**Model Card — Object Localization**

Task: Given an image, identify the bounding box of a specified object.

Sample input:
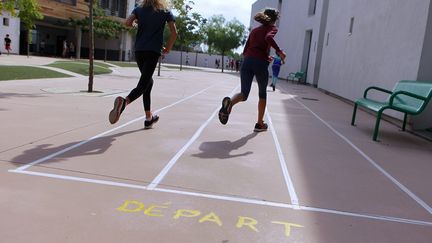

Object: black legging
[126,51,160,111]
[240,57,269,101]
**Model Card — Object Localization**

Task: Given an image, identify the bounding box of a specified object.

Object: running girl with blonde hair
[218,8,286,132]
[109,0,177,129]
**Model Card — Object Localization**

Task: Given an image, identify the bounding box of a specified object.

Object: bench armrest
[389,90,427,105]
[363,86,393,98]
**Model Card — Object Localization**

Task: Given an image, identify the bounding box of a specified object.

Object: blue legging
[240,57,269,100]
[272,66,280,85]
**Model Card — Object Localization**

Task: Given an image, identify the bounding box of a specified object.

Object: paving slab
[1,56,432,242]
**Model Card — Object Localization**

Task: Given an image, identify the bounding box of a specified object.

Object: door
[301,30,313,83]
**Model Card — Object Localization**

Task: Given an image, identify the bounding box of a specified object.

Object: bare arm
[125,14,136,27]
[265,26,286,61]
[163,21,178,54]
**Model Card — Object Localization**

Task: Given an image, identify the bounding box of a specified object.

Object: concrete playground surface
[1,56,432,242]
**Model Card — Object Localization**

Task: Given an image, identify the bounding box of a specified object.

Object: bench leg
[351,104,358,126]
[373,112,383,141]
[402,113,407,131]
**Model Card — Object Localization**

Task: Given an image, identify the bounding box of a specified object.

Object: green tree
[169,0,206,70]
[1,0,43,57]
[204,15,247,72]
[69,3,129,92]
[69,5,127,62]
[0,0,16,12]
[94,17,125,61]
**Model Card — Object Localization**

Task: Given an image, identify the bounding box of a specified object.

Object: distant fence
[162,50,232,69]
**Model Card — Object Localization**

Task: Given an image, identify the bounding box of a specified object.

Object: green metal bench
[287,71,305,84]
[351,80,432,141]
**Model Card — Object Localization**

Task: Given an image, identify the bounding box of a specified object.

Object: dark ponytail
[254,8,279,25]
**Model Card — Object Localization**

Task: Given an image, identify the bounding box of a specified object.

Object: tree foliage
[69,4,129,61]
[17,0,44,32]
[203,15,247,72]
[0,0,43,30]
[1,0,44,57]
[169,0,206,52]
[0,0,19,13]
[69,5,127,40]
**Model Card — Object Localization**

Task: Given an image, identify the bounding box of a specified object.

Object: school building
[0,11,20,55]
[0,0,135,60]
[251,0,432,136]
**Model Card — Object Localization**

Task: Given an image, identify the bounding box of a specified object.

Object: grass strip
[107,61,138,67]
[46,61,112,75]
[0,65,71,81]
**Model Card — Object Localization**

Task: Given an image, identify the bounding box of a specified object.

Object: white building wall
[250,0,432,128]
[250,0,279,29]
[277,0,326,84]
[319,0,430,121]
[0,11,20,55]
[251,0,327,85]
[162,50,225,69]
[412,2,432,129]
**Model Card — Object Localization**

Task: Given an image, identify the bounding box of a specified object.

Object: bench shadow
[10,129,142,167]
[192,132,258,159]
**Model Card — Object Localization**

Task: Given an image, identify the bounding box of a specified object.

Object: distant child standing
[62,40,68,58]
[218,8,286,132]
[108,0,177,129]
[4,34,12,55]
[69,42,75,59]
[270,53,284,91]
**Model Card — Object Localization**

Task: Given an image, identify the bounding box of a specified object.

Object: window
[349,17,355,35]
[100,0,109,8]
[3,18,9,26]
[309,0,317,15]
[55,0,76,6]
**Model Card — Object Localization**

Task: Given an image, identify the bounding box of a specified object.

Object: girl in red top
[218,8,286,132]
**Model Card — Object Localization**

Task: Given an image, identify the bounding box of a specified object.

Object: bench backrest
[391,80,432,113]
[296,72,305,78]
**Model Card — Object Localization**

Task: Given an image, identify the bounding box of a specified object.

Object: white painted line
[300,205,432,227]
[9,169,432,226]
[154,187,295,209]
[12,84,219,172]
[266,110,300,207]
[147,85,240,190]
[156,187,432,226]
[10,170,147,190]
[284,87,432,215]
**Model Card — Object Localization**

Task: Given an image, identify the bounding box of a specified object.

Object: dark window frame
[3,18,10,26]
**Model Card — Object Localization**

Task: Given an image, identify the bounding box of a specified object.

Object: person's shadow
[192,132,258,159]
[10,129,142,167]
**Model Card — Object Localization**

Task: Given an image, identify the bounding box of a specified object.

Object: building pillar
[119,30,124,61]
[75,26,82,59]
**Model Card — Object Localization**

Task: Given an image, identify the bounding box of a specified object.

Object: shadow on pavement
[10,129,142,167]
[0,92,47,99]
[192,132,258,159]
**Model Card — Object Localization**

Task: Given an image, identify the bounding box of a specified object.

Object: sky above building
[192,0,257,28]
